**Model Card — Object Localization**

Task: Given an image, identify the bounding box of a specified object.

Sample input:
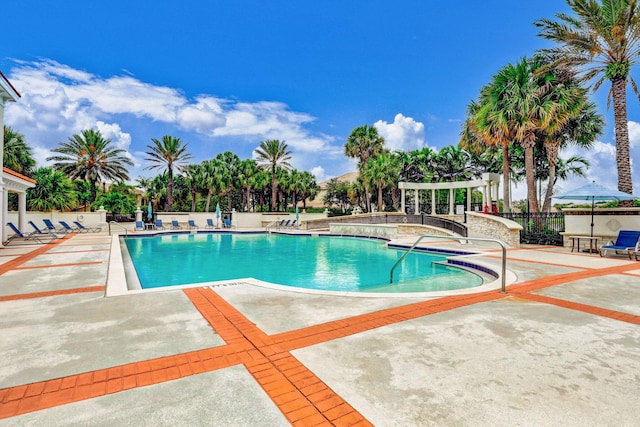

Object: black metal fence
[106,213,136,223]
[498,212,565,246]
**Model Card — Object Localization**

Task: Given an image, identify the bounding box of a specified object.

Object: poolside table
[569,235,599,255]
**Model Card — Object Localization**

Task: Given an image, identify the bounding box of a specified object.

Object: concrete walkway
[0,233,639,426]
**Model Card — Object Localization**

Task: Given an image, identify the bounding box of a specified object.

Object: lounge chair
[29,221,54,235]
[282,219,291,229]
[73,221,102,232]
[43,219,67,234]
[223,218,234,229]
[206,219,216,229]
[288,219,297,229]
[134,221,145,231]
[187,220,198,229]
[599,230,640,259]
[171,220,183,230]
[4,222,56,245]
[59,221,81,233]
[155,219,165,230]
[275,219,286,229]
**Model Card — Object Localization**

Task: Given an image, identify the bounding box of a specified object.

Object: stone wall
[466,212,522,248]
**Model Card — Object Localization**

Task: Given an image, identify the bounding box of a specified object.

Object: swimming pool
[123,233,484,293]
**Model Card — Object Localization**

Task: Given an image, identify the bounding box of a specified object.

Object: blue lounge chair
[155,219,165,230]
[275,219,286,229]
[73,221,101,232]
[288,219,297,229]
[43,219,67,234]
[171,220,183,230]
[4,222,56,245]
[134,221,145,231]
[187,220,198,229]
[599,230,640,259]
[206,218,215,229]
[59,221,80,233]
[29,221,53,235]
[223,218,233,228]
[282,219,291,229]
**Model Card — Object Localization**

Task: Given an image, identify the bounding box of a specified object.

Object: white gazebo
[399,172,500,215]
[1,71,27,245]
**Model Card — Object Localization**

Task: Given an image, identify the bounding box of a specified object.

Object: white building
[1,71,35,246]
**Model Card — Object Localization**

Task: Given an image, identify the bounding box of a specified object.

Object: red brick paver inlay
[1,239,640,425]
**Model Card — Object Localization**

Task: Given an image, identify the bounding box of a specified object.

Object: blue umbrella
[215,203,221,227]
[295,205,299,221]
[554,182,637,237]
[147,201,152,220]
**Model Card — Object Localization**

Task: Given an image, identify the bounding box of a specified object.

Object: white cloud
[310,166,326,182]
[374,113,426,152]
[3,59,339,175]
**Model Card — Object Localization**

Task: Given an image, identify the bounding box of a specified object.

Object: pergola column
[466,187,471,212]
[448,189,454,215]
[18,191,27,230]
[400,188,406,213]
[431,189,436,215]
[414,189,419,215]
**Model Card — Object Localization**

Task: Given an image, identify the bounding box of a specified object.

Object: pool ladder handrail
[389,235,508,294]
[265,220,278,234]
[108,221,128,237]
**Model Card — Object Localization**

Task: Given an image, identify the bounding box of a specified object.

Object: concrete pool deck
[0,232,639,426]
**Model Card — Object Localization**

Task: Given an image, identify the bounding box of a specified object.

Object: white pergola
[399,172,500,215]
[1,71,24,245]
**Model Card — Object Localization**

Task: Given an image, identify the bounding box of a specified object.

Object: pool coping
[106,232,517,298]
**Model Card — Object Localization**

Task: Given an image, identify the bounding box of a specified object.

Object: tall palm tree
[255,139,292,211]
[145,135,192,211]
[236,159,258,211]
[48,129,133,204]
[536,0,640,201]
[4,126,36,176]
[361,153,401,212]
[345,125,386,212]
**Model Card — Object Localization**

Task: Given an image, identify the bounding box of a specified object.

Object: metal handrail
[108,221,128,237]
[389,235,508,293]
[265,220,278,234]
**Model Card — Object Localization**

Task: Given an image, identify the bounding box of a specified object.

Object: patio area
[1,232,639,426]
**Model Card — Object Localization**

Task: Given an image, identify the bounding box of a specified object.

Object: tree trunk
[377,185,383,212]
[612,77,634,206]
[270,167,277,211]
[501,143,511,213]
[205,188,212,212]
[542,141,559,213]
[524,145,539,213]
[167,169,174,212]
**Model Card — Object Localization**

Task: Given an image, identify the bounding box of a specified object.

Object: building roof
[0,71,21,102]
[3,167,36,185]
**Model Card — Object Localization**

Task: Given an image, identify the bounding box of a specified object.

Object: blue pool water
[123,233,483,293]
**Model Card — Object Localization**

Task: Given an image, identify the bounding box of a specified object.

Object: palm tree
[297,171,320,210]
[47,129,133,205]
[345,125,386,212]
[4,126,35,176]
[255,139,292,211]
[145,135,192,211]
[27,167,77,211]
[361,153,401,212]
[536,0,640,202]
[236,159,258,211]
[215,151,240,212]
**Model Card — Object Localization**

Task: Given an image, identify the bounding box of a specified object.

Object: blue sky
[2,0,639,197]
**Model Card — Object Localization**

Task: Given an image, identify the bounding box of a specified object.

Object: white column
[18,191,27,230]
[448,189,454,215]
[1,187,7,243]
[431,189,436,215]
[414,189,419,215]
[400,188,406,213]
[466,187,471,212]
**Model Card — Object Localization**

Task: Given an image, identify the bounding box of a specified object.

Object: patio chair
[187,220,198,229]
[155,219,165,230]
[275,219,286,229]
[59,221,81,233]
[29,220,54,235]
[134,221,145,231]
[223,218,234,229]
[599,230,640,259]
[205,218,216,229]
[73,221,101,232]
[171,220,183,230]
[288,219,297,229]
[4,222,56,245]
[43,218,67,234]
[282,219,291,228]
